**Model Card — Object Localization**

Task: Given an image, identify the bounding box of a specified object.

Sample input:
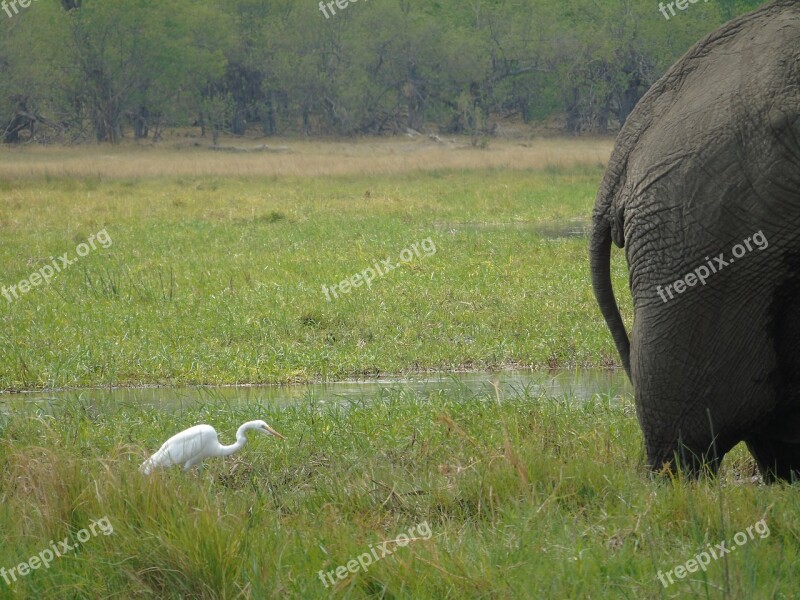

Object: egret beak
[262,425,285,440]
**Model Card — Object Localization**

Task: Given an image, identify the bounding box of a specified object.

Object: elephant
[590,0,800,481]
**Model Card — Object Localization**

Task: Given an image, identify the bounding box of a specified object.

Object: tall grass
[0,385,796,598]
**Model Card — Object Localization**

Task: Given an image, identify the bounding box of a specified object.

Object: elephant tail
[589,215,631,378]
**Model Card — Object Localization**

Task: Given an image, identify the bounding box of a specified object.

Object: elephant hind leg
[745,437,800,482]
[750,279,800,482]
[745,409,800,482]
[647,432,727,479]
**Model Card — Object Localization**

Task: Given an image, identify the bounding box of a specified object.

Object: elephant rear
[590,0,800,478]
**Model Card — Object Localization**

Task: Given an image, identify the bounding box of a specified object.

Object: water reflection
[0,370,630,416]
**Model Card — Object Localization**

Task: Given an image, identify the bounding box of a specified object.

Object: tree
[0,0,775,142]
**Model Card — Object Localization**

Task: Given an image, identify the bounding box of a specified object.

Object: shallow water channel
[1,369,630,415]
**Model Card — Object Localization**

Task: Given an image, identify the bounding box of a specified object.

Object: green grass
[0,386,796,599]
[2,162,796,599]
[0,167,629,391]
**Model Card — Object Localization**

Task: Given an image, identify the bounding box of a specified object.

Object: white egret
[140,420,285,475]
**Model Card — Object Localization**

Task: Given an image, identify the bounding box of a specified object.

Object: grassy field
[0,138,623,390]
[1,385,797,599]
[1,139,798,599]
[0,137,612,179]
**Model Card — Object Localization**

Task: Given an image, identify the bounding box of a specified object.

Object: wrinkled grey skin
[590,0,800,480]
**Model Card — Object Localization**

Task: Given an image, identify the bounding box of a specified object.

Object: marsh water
[1,369,630,415]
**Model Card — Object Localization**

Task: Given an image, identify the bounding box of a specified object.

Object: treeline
[0,0,765,143]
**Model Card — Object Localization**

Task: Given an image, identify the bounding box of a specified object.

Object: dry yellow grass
[0,136,613,179]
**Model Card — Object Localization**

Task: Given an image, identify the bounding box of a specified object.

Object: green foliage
[0,0,774,141]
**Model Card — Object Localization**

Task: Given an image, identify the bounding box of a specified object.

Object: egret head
[253,419,285,440]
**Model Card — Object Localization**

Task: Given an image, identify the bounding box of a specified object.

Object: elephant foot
[648,439,725,479]
[745,434,800,483]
